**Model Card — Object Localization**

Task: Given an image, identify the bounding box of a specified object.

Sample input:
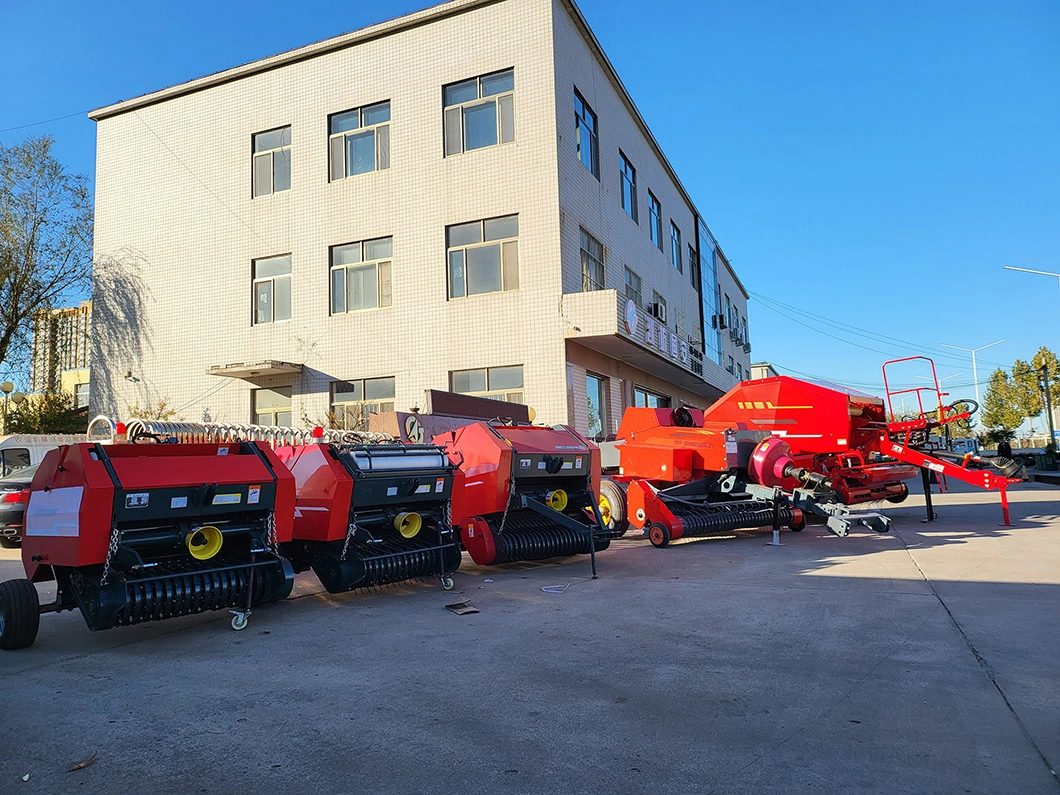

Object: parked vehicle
[0,463,37,548]
[0,434,86,477]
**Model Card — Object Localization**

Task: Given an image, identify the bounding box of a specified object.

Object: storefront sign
[624,299,691,370]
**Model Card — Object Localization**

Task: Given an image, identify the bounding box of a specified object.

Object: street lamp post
[939,340,1005,428]
[1041,366,1057,450]
[1004,266,1060,297]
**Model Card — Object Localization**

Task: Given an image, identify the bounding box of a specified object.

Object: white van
[0,434,87,477]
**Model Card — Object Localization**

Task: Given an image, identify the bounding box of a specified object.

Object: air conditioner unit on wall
[716,313,727,330]
[743,342,751,354]
[652,303,667,323]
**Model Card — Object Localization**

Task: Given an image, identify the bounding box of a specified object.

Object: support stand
[920,467,937,523]
[766,487,784,546]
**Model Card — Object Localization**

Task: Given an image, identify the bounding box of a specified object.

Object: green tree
[981,368,1023,432]
[7,390,87,434]
[0,135,93,369]
[127,398,182,421]
[1009,358,1041,418]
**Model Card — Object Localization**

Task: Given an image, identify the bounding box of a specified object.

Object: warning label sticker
[248,485,261,505]
[170,496,188,509]
[415,484,431,494]
[435,478,445,493]
[126,493,149,509]
[212,493,241,505]
[387,486,398,497]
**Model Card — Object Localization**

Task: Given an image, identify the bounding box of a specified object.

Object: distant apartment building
[30,300,91,407]
[89,0,752,438]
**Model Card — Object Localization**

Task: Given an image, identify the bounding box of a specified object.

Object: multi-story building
[89,0,751,438]
[30,300,92,407]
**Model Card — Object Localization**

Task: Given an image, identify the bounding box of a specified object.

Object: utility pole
[1041,365,1056,450]
[940,340,1005,428]
[1004,266,1060,298]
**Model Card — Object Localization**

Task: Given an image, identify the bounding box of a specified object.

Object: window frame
[330,377,396,430]
[619,151,638,222]
[573,89,599,179]
[252,254,292,325]
[580,227,605,292]
[329,237,393,315]
[443,69,516,157]
[328,101,391,181]
[633,386,670,409]
[670,222,682,273]
[450,365,524,404]
[252,386,293,427]
[624,266,643,308]
[648,192,663,250]
[251,126,292,198]
[585,372,608,440]
[446,215,520,299]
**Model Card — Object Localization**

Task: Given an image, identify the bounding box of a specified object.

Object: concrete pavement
[1,479,1057,793]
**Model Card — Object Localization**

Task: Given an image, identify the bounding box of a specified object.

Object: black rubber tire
[648,523,671,548]
[885,483,910,504]
[0,578,40,650]
[0,537,21,549]
[599,479,629,537]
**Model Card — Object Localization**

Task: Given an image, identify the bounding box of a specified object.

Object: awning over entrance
[206,360,303,379]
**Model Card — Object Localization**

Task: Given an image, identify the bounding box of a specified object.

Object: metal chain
[100,522,120,585]
[266,510,278,554]
[496,476,516,537]
[444,498,452,529]
[340,517,357,560]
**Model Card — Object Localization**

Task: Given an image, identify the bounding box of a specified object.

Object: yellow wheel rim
[546,489,568,511]
[598,494,612,524]
[186,525,223,560]
[395,512,422,539]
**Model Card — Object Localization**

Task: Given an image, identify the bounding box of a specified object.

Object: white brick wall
[90,0,748,436]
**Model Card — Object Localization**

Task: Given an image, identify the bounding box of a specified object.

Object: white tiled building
[89,0,751,439]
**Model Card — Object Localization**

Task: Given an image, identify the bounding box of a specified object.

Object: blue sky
[2,0,1057,413]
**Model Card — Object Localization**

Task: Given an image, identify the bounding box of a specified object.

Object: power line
[0,109,91,134]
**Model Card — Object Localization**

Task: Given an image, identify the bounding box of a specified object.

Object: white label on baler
[435,479,445,493]
[170,496,188,509]
[538,462,546,470]
[520,459,531,469]
[562,461,573,470]
[126,493,149,509]
[248,486,261,505]
[217,448,229,456]
[212,493,241,505]
[415,484,431,494]
[926,461,944,473]
[387,486,398,496]
[575,457,583,469]
[25,486,84,537]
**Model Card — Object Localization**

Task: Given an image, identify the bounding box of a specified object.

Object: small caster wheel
[230,613,249,631]
[790,515,806,532]
[441,576,455,591]
[648,523,671,548]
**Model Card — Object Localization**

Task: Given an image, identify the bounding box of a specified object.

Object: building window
[252,126,291,197]
[586,373,608,440]
[688,244,699,287]
[329,102,390,180]
[573,89,599,178]
[253,386,292,427]
[444,69,515,156]
[252,255,292,325]
[651,290,667,325]
[674,308,686,342]
[580,228,605,291]
[330,377,396,430]
[724,294,732,330]
[451,365,524,403]
[447,215,519,298]
[742,315,749,344]
[330,237,392,314]
[728,355,735,374]
[619,151,637,221]
[634,386,670,409]
[670,222,682,273]
[74,382,89,408]
[737,363,744,380]
[624,267,642,308]
[648,192,662,250]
